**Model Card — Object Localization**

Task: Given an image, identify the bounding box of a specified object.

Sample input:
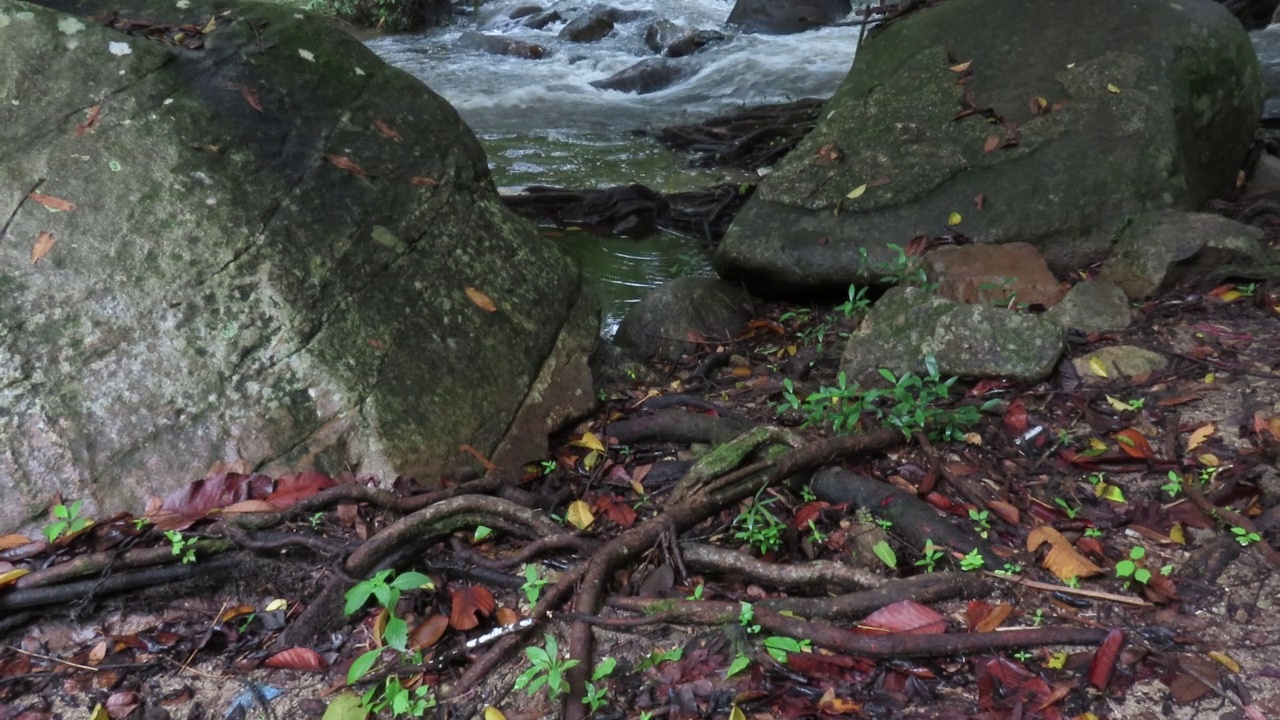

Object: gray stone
[666,30,726,58]
[0,0,597,531]
[590,57,696,95]
[1072,345,1168,382]
[727,0,852,34]
[714,0,1261,296]
[840,287,1065,383]
[614,278,753,362]
[1045,281,1134,333]
[456,31,550,59]
[1100,211,1280,299]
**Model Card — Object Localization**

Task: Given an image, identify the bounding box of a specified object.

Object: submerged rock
[590,57,696,94]
[456,31,550,59]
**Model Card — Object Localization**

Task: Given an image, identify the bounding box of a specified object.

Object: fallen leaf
[1027,525,1104,580]
[947,211,962,226]
[1107,83,1120,94]
[949,60,972,72]
[572,431,606,452]
[484,707,507,720]
[221,500,278,514]
[1208,651,1240,673]
[241,85,263,112]
[409,615,450,650]
[1087,356,1109,378]
[28,192,76,212]
[867,176,891,187]
[373,119,402,141]
[594,495,637,528]
[857,600,948,635]
[1186,423,1214,452]
[32,231,55,263]
[465,286,497,312]
[566,499,595,530]
[0,534,32,550]
[975,602,1014,633]
[1088,628,1125,690]
[983,134,1000,153]
[846,183,868,199]
[324,154,366,176]
[264,647,328,671]
[495,606,520,625]
[449,585,496,630]
[987,500,1019,525]
[0,568,31,589]
[410,176,439,186]
[1113,429,1153,459]
[76,104,102,136]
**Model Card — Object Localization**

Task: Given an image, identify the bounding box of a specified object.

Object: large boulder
[726,0,851,35]
[0,0,598,531]
[714,0,1261,296]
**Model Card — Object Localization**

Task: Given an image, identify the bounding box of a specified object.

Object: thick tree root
[678,542,885,594]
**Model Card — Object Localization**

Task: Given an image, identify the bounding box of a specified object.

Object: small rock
[520,10,561,29]
[1045,280,1133,333]
[644,19,683,53]
[590,57,695,94]
[455,31,550,59]
[1072,345,1168,382]
[923,242,1065,308]
[666,29,726,58]
[559,12,613,42]
[614,277,753,362]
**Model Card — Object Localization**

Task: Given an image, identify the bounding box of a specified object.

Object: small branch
[679,542,884,593]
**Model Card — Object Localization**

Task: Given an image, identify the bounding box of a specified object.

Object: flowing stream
[367,0,864,332]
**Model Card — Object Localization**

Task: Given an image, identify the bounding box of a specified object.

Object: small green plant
[1115,546,1151,587]
[1236,282,1257,297]
[779,307,811,324]
[1031,609,1044,626]
[43,499,92,542]
[969,508,991,538]
[796,321,834,351]
[1161,564,1174,576]
[310,512,325,529]
[960,548,984,571]
[1198,466,1221,485]
[914,540,944,572]
[473,526,493,542]
[1053,497,1080,519]
[1064,576,1080,589]
[164,530,197,564]
[733,488,785,555]
[362,676,436,717]
[835,284,871,317]
[1084,527,1104,538]
[977,277,1021,308]
[800,484,817,502]
[581,657,617,713]
[872,540,898,569]
[725,652,751,679]
[861,243,935,290]
[540,460,557,475]
[994,562,1022,577]
[738,601,760,634]
[343,569,436,716]
[1231,526,1261,546]
[636,646,683,671]
[514,633,581,701]
[806,520,828,545]
[1013,650,1034,662]
[763,636,811,663]
[131,517,150,531]
[873,516,893,531]
[520,564,551,605]
[686,584,705,600]
[1161,471,1182,498]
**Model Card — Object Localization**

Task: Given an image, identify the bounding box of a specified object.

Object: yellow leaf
[846,183,868,199]
[484,706,508,720]
[786,344,797,356]
[1169,523,1185,545]
[947,211,962,226]
[1186,423,1214,451]
[729,705,747,720]
[1104,395,1130,412]
[1087,356,1109,378]
[566,500,595,530]
[201,15,217,34]
[265,598,288,612]
[1027,525,1104,580]
[949,60,972,72]
[1088,437,1108,451]
[629,480,645,496]
[581,449,601,471]
[89,704,110,720]
[1208,651,1241,673]
[1095,483,1126,503]
[1046,652,1067,670]
[963,432,983,445]
[1036,96,1048,109]
[572,432,606,452]
[465,286,498,313]
[1107,83,1120,94]
[0,568,30,588]
[1198,453,1219,467]
[1204,372,1215,384]
[1218,290,1242,303]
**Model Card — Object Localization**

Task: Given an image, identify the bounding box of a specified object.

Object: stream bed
[366,0,864,333]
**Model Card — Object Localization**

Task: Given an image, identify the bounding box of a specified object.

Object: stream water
[365,0,864,333]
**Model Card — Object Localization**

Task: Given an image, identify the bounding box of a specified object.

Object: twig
[991,573,1153,607]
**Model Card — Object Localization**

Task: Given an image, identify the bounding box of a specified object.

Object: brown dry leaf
[1113,428,1154,459]
[465,286,497,312]
[29,192,76,212]
[0,534,32,550]
[987,500,1019,525]
[409,614,450,650]
[1027,525,1104,580]
[240,85,263,112]
[221,500,277,514]
[410,176,440,186]
[373,119,402,141]
[983,134,1000,153]
[949,60,972,73]
[324,154,366,176]
[1186,423,1214,451]
[264,647,328,671]
[974,602,1013,633]
[32,231,55,264]
[449,585,496,630]
[218,605,256,622]
[495,607,520,626]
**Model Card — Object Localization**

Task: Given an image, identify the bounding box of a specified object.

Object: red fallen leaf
[976,656,1053,711]
[1002,398,1029,435]
[903,234,931,257]
[856,600,947,635]
[974,602,1013,633]
[922,492,966,516]
[1114,428,1154,459]
[106,690,140,719]
[76,104,102,136]
[1156,392,1202,408]
[964,599,994,630]
[495,607,521,626]
[792,501,831,529]
[153,472,274,529]
[594,494,637,528]
[974,193,985,209]
[240,85,263,112]
[1075,535,1105,558]
[1088,628,1125,690]
[264,647,328,671]
[409,614,450,650]
[32,231,56,264]
[449,585,496,630]
[266,471,337,509]
[28,192,76,212]
[1206,283,1236,297]
[983,134,1000,153]
[410,176,440,186]
[367,338,385,350]
[373,119,402,141]
[745,318,785,335]
[987,499,1019,525]
[325,154,366,176]
[788,651,875,678]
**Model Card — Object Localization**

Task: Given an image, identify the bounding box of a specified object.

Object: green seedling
[687,584,705,601]
[872,540,898,569]
[725,652,751,679]
[43,499,92,543]
[1053,498,1080,520]
[779,307,811,324]
[520,564,551,605]
[1115,546,1151,587]
[738,601,760,634]
[514,633,581,701]
[1013,650,1034,662]
[1236,282,1257,297]
[763,636,811,664]
[581,657,617,713]
[1084,527,1104,538]
[361,676,435,718]
[1231,527,1261,546]
[969,508,991,538]
[835,284,871,317]
[310,512,324,529]
[1064,576,1080,589]
[164,530,197,564]
[806,520,828,545]
[636,646,683,671]
[1161,471,1182,498]
[473,526,493,542]
[873,516,893,531]
[994,562,1022,577]
[540,460,557,475]
[800,484,817,502]
[342,568,436,716]
[131,517,150,531]
[733,487,785,555]
[914,540,944,573]
[960,548,985,571]
[1031,609,1044,626]
[977,277,1020,308]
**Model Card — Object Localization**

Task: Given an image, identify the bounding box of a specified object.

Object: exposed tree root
[0,553,241,611]
[678,542,885,594]
[606,409,753,446]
